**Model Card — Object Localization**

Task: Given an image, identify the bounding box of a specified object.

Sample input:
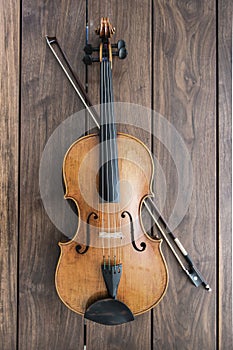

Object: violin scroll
[95,17,115,38]
[83,17,127,65]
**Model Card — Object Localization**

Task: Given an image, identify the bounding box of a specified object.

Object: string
[108,62,118,264]
[104,60,111,266]
[100,57,120,268]
[100,61,105,264]
[107,61,117,265]
[111,68,122,265]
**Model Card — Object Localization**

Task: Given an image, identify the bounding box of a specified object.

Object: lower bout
[55,240,168,316]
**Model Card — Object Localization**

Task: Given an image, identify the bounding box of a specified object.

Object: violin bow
[45,35,211,292]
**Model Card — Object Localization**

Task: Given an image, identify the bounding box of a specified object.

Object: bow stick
[45,35,211,291]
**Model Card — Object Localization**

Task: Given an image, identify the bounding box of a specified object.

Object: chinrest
[84,298,134,325]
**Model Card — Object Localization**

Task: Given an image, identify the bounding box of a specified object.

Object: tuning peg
[83,55,93,65]
[117,40,126,50]
[111,40,126,50]
[112,47,128,59]
[118,47,127,59]
[84,44,93,55]
[83,55,100,65]
[84,44,99,55]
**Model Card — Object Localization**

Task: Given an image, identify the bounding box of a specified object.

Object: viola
[55,17,168,325]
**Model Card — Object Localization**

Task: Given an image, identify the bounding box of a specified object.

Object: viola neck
[99,60,120,203]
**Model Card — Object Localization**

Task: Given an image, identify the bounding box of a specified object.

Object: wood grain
[218,0,232,348]
[1,0,232,348]
[56,133,168,316]
[19,1,87,349]
[0,1,19,349]
[153,1,216,349]
[87,0,152,109]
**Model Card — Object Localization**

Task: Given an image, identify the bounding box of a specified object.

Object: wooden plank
[218,0,232,348]
[0,1,19,349]
[153,1,216,349]
[86,1,153,349]
[19,1,87,348]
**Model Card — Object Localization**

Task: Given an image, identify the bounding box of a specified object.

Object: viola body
[55,132,168,316]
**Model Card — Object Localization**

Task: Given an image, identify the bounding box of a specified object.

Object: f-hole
[121,211,146,252]
[76,212,98,254]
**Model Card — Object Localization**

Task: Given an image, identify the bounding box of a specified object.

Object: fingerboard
[99,60,120,203]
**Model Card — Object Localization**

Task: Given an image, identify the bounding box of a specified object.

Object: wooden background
[0,0,232,349]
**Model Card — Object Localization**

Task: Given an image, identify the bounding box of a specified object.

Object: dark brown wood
[0,0,232,348]
[218,0,232,348]
[19,1,86,349]
[153,1,216,349]
[86,1,153,349]
[0,1,19,349]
